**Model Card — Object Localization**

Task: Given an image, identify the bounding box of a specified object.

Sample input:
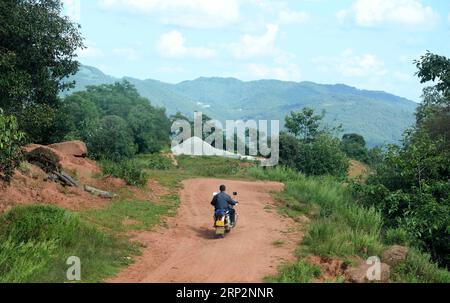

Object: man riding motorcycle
[211,185,238,227]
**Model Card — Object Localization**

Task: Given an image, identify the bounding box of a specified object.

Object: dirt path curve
[109,178,300,283]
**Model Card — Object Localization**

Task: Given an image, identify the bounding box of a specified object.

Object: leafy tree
[341,133,369,163]
[88,116,137,161]
[354,52,450,268]
[415,51,450,97]
[62,81,171,157]
[0,109,25,183]
[297,135,349,177]
[128,104,170,153]
[56,94,100,141]
[285,107,324,142]
[0,0,83,143]
[280,108,349,177]
[279,132,302,169]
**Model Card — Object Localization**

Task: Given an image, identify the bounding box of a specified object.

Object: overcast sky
[63,0,450,101]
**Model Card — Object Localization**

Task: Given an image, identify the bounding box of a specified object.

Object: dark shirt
[211,192,237,210]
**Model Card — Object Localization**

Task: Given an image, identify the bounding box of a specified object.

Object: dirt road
[109,178,300,283]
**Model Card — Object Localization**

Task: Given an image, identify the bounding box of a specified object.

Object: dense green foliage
[341,133,369,162]
[100,159,148,186]
[248,166,450,283]
[0,205,137,282]
[0,109,24,183]
[0,0,83,144]
[136,153,174,170]
[68,65,417,147]
[354,52,450,268]
[60,81,171,160]
[280,108,349,177]
[89,116,137,161]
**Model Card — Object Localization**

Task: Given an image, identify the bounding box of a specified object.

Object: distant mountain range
[65,65,418,147]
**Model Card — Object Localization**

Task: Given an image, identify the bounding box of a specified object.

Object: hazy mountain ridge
[65,65,418,147]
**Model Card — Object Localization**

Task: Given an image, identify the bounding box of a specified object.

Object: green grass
[272,240,285,247]
[265,260,321,283]
[144,155,255,188]
[82,197,178,233]
[135,153,174,170]
[391,248,450,283]
[0,205,138,283]
[100,159,149,186]
[250,166,450,283]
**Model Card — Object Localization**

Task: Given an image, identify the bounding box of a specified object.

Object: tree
[128,104,171,153]
[297,135,349,177]
[285,107,324,142]
[0,0,84,143]
[88,116,137,161]
[354,52,450,268]
[0,109,25,183]
[341,133,369,163]
[279,132,302,169]
[280,108,349,177]
[415,51,450,97]
[62,81,171,155]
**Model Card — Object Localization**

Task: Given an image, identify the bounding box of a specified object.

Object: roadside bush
[0,205,137,282]
[297,135,349,177]
[391,248,450,283]
[0,109,25,183]
[384,227,414,246]
[100,159,148,186]
[138,153,173,170]
[280,133,349,178]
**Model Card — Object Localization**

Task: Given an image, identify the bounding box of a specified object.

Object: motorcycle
[213,192,239,238]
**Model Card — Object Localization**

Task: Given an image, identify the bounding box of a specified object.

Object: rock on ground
[345,261,391,283]
[48,140,87,157]
[382,245,409,267]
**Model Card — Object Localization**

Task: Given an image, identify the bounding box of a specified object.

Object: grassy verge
[0,155,249,282]
[82,194,179,233]
[0,205,139,283]
[248,166,450,283]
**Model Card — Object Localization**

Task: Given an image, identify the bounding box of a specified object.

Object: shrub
[0,205,137,282]
[391,248,450,283]
[297,135,349,177]
[138,153,173,170]
[0,109,25,183]
[100,159,148,186]
[25,147,62,173]
[384,227,414,246]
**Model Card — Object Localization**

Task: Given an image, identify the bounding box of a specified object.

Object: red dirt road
[109,178,300,283]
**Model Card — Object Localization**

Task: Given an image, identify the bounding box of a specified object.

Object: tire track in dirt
[109,178,301,283]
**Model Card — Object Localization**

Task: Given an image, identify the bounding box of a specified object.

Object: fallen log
[84,185,117,199]
[53,171,80,187]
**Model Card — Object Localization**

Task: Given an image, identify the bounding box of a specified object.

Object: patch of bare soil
[109,178,301,283]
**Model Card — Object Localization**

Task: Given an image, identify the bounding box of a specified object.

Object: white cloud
[313,49,387,78]
[278,9,310,24]
[77,43,104,59]
[157,66,185,73]
[98,0,240,29]
[230,24,279,59]
[246,62,301,81]
[113,48,140,61]
[337,0,439,28]
[156,30,216,59]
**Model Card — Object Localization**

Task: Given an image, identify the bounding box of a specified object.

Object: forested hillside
[66,65,417,147]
